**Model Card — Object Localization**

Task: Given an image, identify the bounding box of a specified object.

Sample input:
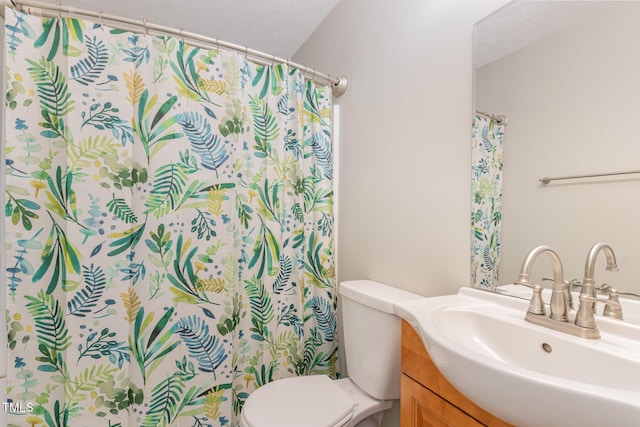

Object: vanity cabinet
[400,320,512,427]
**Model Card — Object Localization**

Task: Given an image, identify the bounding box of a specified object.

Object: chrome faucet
[581,242,618,313]
[514,245,568,321]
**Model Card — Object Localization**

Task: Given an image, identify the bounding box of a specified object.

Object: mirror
[473,1,640,291]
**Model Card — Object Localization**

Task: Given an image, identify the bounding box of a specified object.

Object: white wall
[477,3,640,289]
[294,0,509,298]
[294,2,509,425]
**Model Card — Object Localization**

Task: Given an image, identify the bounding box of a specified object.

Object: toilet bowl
[239,280,423,427]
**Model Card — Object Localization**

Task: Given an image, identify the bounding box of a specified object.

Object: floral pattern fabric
[4,8,337,427]
[471,114,504,289]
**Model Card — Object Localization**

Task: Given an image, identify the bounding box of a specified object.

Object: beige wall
[294,0,509,297]
[477,3,640,289]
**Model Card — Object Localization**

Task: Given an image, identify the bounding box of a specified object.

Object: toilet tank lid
[339,280,423,314]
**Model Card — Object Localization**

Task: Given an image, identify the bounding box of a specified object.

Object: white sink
[394,287,640,427]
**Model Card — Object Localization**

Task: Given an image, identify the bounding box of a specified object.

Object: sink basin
[394,287,640,427]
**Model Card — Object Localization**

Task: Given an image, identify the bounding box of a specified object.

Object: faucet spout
[514,245,567,321]
[584,242,618,282]
[582,242,618,312]
[515,245,564,286]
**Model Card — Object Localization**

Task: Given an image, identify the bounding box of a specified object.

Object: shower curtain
[471,114,504,289]
[4,8,337,427]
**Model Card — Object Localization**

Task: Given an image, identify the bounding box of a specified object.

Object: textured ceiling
[475,1,625,68]
[12,0,343,58]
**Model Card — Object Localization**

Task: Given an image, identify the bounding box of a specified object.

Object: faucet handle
[603,289,624,320]
[575,294,622,329]
[514,281,546,315]
[528,285,546,315]
[514,280,534,288]
[564,279,583,310]
[599,283,640,299]
[565,279,582,289]
[544,276,578,287]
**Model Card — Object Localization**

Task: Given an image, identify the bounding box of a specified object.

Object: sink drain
[541,342,552,353]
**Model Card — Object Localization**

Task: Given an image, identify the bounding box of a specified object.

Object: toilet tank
[339,280,422,400]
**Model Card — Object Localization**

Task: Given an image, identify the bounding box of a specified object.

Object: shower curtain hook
[271,53,276,67]
[98,11,105,27]
[215,37,220,55]
[244,45,248,60]
[311,68,317,82]
[180,28,185,45]
[57,2,62,19]
[142,18,149,36]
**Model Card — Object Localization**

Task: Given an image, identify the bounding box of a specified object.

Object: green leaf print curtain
[471,114,504,289]
[3,8,338,427]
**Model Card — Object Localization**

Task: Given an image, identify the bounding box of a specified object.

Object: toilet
[240,280,422,427]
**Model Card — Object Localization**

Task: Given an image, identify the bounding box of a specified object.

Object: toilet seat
[241,375,355,427]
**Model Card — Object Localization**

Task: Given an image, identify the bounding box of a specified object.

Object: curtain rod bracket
[332,76,348,97]
[476,110,508,126]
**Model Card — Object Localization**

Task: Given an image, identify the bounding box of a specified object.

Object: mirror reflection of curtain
[471,115,504,289]
[3,8,338,426]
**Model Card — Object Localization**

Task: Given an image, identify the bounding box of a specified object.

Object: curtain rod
[539,170,640,185]
[0,0,348,97]
[475,110,508,126]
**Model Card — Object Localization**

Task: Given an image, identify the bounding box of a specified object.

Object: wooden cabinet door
[401,374,484,427]
[401,321,512,427]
